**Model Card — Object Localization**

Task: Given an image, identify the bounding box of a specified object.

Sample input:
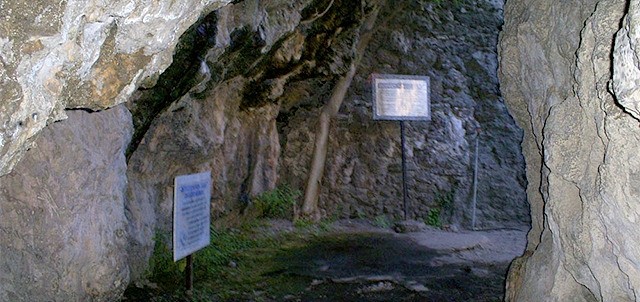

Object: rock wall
[0,106,132,301]
[0,0,233,299]
[126,78,281,279]
[0,0,232,177]
[500,0,640,300]
[280,0,528,229]
[125,0,364,279]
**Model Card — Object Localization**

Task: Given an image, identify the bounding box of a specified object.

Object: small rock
[310,279,324,286]
[406,282,430,292]
[442,224,460,232]
[393,220,429,233]
[357,281,394,294]
[228,260,237,268]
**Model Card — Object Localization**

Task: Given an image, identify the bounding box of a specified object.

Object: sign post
[173,171,212,292]
[399,121,409,220]
[372,74,430,219]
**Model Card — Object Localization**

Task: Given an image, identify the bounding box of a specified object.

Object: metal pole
[185,254,193,293]
[471,130,480,230]
[400,121,409,220]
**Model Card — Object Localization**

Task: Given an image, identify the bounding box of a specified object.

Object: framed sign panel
[173,171,211,261]
[372,74,431,121]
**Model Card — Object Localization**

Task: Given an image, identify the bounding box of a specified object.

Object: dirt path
[123,219,527,301]
[270,220,527,302]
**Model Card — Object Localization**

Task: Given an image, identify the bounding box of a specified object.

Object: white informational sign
[173,171,211,261]
[372,74,431,121]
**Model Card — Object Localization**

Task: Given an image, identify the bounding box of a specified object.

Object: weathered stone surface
[613,0,640,121]
[501,0,640,300]
[0,0,233,176]
[0,105,132,301]
[280,0,528,229]
[127,78,281,279]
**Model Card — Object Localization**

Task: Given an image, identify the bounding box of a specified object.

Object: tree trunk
[301,2,381,219]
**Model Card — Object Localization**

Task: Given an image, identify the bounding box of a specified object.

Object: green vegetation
[425,190,455,228]
[253,185,301,219]
[426,208,442,228]
[373,214,393,229]
[146,231,185,290]
[293,218,315,229]
[129,219,328,301]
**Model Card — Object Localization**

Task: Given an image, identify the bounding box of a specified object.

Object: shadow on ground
[272,231,508,302]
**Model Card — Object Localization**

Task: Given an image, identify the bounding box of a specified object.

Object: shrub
[253,185,301,219]
[373,215,393,229]
[426,208,442,228]
[424,189,455,228]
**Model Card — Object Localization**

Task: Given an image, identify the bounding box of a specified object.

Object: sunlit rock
[0,0,233,176]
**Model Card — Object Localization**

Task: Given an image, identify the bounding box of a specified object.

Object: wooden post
[185,254,193,293]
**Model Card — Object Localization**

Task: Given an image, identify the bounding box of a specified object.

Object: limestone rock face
[0,106,132,301]
[280,0,528,229]
[500,0,640,300]
[125,0,312,279]
[0,0,232,177]
[126,79,281,279]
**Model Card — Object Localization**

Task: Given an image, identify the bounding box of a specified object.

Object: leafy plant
[425,189,455,228]
[139,224,288,299]
[373,215,392,229]
[253,185,302,219]
[434,190,454,212]
[294,218,314,229]
[426,208,442,228]
[198,227,258,269]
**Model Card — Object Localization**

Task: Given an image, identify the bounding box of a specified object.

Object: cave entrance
[123,0,530,300]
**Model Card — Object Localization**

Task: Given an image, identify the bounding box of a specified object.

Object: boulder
[0,106,133,301]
